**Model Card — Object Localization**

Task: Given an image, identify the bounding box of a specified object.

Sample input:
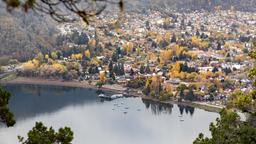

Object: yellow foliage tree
[99,71,106,83]
[90,57,100,66]
[89,39,96,47]
[123,42,134,54]
[151,74,161,95]
[155,35,163,45]
[160,50,173,64]
[164,32,171,41]
[21,59,39,72]
[71,53,83,60]
[45,54,49,60]
[191,36,200,46]
[147,52,157,61]
[199,41,209,50]
[52,63,65,74]
[169,61,187,79]
[84,50,91,58]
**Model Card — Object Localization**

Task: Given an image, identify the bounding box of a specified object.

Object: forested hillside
[0,3,57,64]
[127,0,256,12]
[1,0,256,65]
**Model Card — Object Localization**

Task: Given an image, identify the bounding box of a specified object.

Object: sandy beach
[2,77,128,93]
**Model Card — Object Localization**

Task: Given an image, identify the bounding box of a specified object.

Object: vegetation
[194,41,256,144]
[18,122,73,144]
[193,109,256,144]
[0,87,15,127]
[3,0,124,23]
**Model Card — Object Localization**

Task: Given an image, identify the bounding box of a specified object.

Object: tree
[186,88,196,101]
[145,65,151,74]
[0,87,15,127]
[140,65,145,74]
[84,50,91,59]
[36,52,45,64]
[71,53,82,61]
[3,0,124,24]
[171,34,177,43]
[108,61,113,73]
[193,109,256,144]
[191,36,200,47]
[99,71,106,83]
[21,59,39,76]
[51,51,58,60]
[18,122,73,144]
[194,40,256,144]
[150,75,162,97]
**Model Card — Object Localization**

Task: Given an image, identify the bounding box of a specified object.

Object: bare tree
[2,0,123,23]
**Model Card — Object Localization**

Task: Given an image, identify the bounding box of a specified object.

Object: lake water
[0,84,219,144]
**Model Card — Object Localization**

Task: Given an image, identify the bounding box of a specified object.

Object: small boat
[98,94,112,100]
[99,93,123,100]
[180,119,184,122]
[178,115,183,117]
[111,94,123,99]
[123,111,128,114]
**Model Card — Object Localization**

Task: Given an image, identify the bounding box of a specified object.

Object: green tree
[51,51,58,60]
[194,109,256,144]
[194,41,256,144]
[0,87,15,127]
[18,122,74,144]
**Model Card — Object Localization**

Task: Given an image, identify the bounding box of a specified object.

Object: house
[198,66,213,73]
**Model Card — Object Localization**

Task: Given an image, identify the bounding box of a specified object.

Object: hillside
[0,3,58,64]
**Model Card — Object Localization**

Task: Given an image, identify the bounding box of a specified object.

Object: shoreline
[1,76,223,113]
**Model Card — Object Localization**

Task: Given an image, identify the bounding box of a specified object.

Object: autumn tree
[71,53,82,61]
[122,42,134,54]
[84,50,91,59]
[21,59,39,76]
[150,74,162,97]
[99,71,106,83]
[194,41,256,144]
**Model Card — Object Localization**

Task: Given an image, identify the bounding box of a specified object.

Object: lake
[0,84,219,144]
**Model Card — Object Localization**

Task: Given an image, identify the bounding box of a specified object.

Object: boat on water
[98,93,123,100]
[111,94,123,99]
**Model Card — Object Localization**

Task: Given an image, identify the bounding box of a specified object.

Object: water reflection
[178,104,195,116]
[0,84,219,144]
[142,99,173,115]
[3,84,101,120]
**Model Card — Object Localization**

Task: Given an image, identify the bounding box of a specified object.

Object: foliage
[71,53,82,61]
[84,50,91,59]
[0,87,15,127]
[159,90,173,101]
[96,81,104,88]
[193,109,256,144]
[18,122,73,144]
[99,71,106,83]
[127,78,145,89]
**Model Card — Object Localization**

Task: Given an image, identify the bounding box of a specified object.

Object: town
[1,8,256,108]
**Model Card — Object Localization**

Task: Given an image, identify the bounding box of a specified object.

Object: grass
[0,73,17,82]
